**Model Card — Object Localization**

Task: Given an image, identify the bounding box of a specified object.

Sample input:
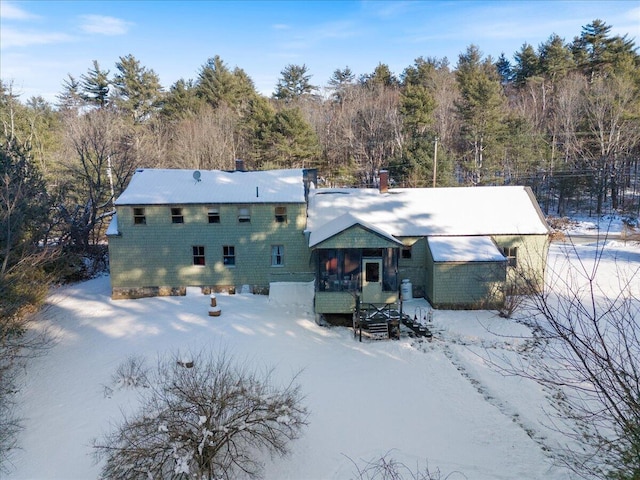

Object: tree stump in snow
[208,306,221,317]
[210,294,217,307]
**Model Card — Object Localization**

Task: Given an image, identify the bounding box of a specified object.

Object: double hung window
[193,246,205,266]
[271,245,284,266]
[208,206,220,223]
[171,207,184,224]
[237,206,250,223]
[223,246,236,266]
[133,207,146,225]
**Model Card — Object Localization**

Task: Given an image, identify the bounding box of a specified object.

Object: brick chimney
[235,159,245,172]
[379,170,389,193]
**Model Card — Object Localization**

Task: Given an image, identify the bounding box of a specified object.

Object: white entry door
[361,258,383,303]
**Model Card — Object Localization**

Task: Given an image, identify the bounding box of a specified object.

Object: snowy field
[7,235,640,479]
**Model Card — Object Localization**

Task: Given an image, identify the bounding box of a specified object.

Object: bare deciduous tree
[59,109,137,248]
[94,349,308,480]
[509,241,640,479]
[166,104,239,170]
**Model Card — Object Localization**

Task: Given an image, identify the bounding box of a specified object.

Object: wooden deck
[353,301,432,341]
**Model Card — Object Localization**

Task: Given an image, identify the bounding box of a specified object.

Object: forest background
[1,18,639,320]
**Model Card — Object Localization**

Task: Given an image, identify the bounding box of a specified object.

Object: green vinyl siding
[429,261,505,309]
[109,202,312,292]
[314,291,399,314]
[424,237,506,309]
[397,237,427,298]
[492,234,549,293]
[312,225,401,250]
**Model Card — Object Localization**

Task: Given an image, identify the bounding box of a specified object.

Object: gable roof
[428,236,506,262]
[309,213,404,248]
[307,186,550,237]
[114,168,307,205]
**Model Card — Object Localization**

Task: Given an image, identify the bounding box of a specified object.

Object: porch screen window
[383,248,398,291]
[503,247,518,267]
[237,206,250,223]
[192,246,205,266]
[275,206,287,223]
[223,245,236,266]
[208,206,220,223]
[171,207,184,224]
[318,249,361,292]
[271,245,284,266]
[133,207,146,225]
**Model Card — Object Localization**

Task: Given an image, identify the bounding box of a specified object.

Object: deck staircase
[353,301,432,341]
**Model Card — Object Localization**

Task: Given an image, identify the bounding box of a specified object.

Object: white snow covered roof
[115,168,307,205]
[309,213,404,248]
[105,213,119,236]
[307,186,550,237]
[428,236,506,262]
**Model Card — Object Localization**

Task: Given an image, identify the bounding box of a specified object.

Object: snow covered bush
[94,349,308,479]
[347,451,466,480]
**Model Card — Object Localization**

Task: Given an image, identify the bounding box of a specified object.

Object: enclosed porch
[308,215,403,315]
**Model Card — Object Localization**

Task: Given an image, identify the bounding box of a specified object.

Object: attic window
[503,247,518,267]
[237,206,250,223]
[133,207,146,225]
[275,206,287,223]
[208,206,220,224]
[171,207,184,224]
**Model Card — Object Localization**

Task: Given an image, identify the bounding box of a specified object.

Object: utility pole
[432,136,438,188]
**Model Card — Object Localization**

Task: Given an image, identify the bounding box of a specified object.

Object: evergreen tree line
[1,19,639,305]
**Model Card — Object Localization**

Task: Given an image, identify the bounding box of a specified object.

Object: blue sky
[1,0,638,103]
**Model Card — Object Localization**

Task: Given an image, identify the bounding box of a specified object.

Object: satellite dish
[193,170,201,182]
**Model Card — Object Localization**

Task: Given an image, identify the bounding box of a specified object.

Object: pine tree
[360,63,398,88]
[160,79,203,120]
[273,64,318,102]
[328,66,356,104]
[512,43,540,86]
[495,53,513,85]
[57,75,84,113]
[538,34,574,82]
[267,107,321,169]
[455,45,506,185]
[196,56,257,112]
[572,19,637,80]
[113,54,163,123]
[80,60,110,108]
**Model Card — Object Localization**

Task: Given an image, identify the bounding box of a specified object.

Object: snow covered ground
[6,227,640,479]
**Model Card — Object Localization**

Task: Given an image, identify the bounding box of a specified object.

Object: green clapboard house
[107,166,551,313]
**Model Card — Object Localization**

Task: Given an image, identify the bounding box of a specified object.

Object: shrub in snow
[346,451,465,479]
[94,349,308,480]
